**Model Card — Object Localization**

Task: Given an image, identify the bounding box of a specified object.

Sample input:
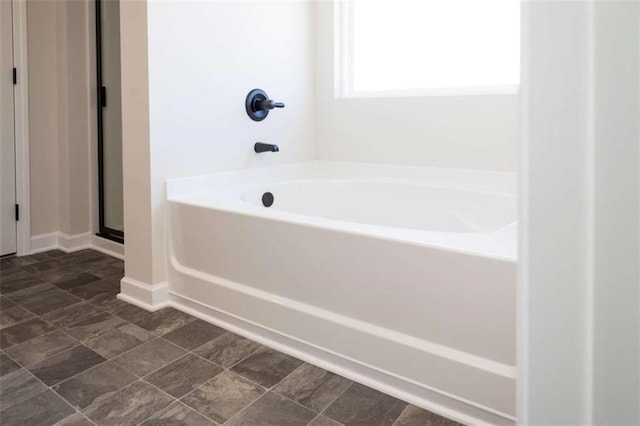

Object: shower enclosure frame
[95,0,124,244]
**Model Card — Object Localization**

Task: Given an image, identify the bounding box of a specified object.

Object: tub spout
[254,142,279,153]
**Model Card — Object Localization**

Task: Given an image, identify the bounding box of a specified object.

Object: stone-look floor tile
[28,252,63,262]
[22,291,82,316]
[41,302,103,328]
[5,330,78,366]
[85,323,155,359]
[55,412,94,426]
[0,389,75,426]
[84,380,174,426]
[88,293,123,310]
[113,338,187,377]
[37,249,66,259]
[141,401,217,426]
[31,264,78,281]
[0,296,17,309]
[324,383,408,426]
[182,371,265,424]
[83,262,124,279]
[69,278,120,301]
[53,361,137,409]
[0,368,47,410]
[0,305,34,329]
[135,308,197,336]
[162,319,226,351]
[0,317,56,349]
[0,254,42,268]
[110,303,152,323]
[273,363,352,412]
[67,250,115,268]
[86,291,125,311]
[0,353,20,377]
[310,415,343,426]
[145,353,222,398]
[21,259,66,274]
[63,312,127,343]
[225,392,317,426]
[0,268,30,282]
[4,282,57,304]
[231,347,303,388]
[28,345,106,386]
[393,405,462,426]
[194,332,262,368]
[36,269,101,291]
[0,275,44,294]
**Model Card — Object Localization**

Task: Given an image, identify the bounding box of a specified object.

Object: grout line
[307,413,322,425]
[391,405,410,426]
[2,329,80,367]
[0,305,37,330]
[20,298,86,318]
[129,379,181,425]
[319,381,353,418]
[0,346,95,423]
[78,378,173,425]
[133,379,222,426]
[219,390,267,425]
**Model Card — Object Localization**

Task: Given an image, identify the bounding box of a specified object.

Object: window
[335,0,520,97]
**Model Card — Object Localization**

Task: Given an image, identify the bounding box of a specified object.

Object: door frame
[11,0,30,256]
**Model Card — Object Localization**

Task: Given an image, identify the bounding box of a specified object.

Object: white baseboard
[31,231,91,254]
[30,232,123,260]
[58,232,92,252]
[91,235,124,260]
[30,232,60,254]
[166,292,514,426]
[118,276,169,311]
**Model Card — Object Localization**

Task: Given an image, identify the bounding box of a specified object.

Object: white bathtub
[165,162,517,425]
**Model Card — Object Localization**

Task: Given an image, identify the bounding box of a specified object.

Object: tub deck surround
[0,250,460,426]
[147,161,518,425]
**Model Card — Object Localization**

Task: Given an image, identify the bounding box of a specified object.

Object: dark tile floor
[0,250,462,426]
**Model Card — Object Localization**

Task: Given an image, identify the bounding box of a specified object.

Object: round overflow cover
[262,192,274,207]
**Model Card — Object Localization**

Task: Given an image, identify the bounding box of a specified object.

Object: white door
[0,0,17,256]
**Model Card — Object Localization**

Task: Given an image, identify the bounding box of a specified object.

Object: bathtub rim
[168,192,517,263]
[166,161,517,261]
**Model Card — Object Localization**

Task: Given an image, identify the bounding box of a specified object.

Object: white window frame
[334,0,520,99]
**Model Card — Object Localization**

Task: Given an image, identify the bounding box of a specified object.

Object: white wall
[147,1,315,178]
[519,1,640,424]
[314,2,518,171]
[121,0,316,290]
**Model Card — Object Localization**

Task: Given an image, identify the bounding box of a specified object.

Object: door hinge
[15,204,19,221]
[12,68,17,85]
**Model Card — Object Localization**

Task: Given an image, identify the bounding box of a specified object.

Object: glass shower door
[96,0,123,242]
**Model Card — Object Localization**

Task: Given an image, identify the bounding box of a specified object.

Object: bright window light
[336,0,521,97]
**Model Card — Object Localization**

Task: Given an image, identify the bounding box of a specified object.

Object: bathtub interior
[240,179,515,233]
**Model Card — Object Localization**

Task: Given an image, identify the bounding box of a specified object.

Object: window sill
[336,85,519,99]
